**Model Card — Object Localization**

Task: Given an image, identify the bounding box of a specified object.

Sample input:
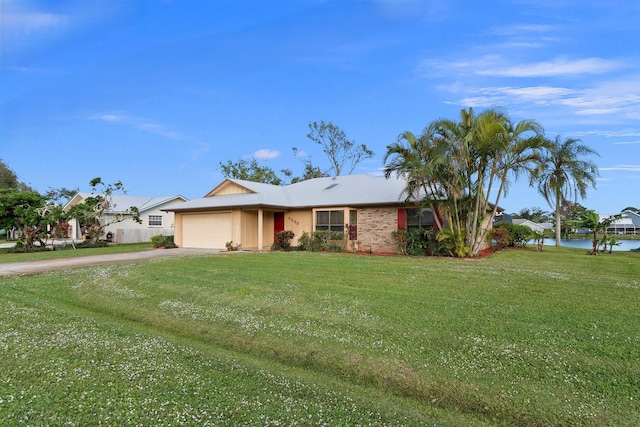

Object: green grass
[0,242,153,263]
[1,247,639,425]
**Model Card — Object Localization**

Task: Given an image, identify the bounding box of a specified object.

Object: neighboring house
[494,215,554,234]
[512,218,554,234]
[604,210,640,235]
[64,193,188,243]
[164,174,495,252]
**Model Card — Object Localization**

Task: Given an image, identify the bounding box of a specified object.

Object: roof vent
[324,183,338,191]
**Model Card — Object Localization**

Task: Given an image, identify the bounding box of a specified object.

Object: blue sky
[2,0,639,214]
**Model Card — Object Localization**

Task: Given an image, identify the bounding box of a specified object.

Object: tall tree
[516,207,552,223]
[66,178,141,244]
[0,189,63,250]
[0,158,33,191]
[44,187,78,205]
[536,136,599,246]
[285,148,329,184]
[0,189,45,235]
[219,158,284,185]
[306,120,374,176]
[460,110,545,256]
[383,125,448,231]
[384,108,544,257]
[0,159,19,189]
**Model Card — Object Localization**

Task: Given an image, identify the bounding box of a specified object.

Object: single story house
[64,193,188,243]
[164,174,494,252]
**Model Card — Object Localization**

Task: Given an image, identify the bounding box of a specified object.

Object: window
[406,208,434,229]
[149,215,163,227]
[315,210,344,232]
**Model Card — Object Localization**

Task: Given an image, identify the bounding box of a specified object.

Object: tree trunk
[554,193,562,246]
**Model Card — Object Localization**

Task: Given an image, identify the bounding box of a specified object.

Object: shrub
[151,235,177,248]
[297,232,312,251]
[492,227,512,250]
[225,241,240,251]
[296,231,345,252]
[151,234,165,247]
[391,228,407,255]
[393,228,450,256]
[272,230,295,251]
[436,228,471,258]
[406,228,438,256]
[327,243,344,252]
[497,223,531,247]
[74,240,109,249]
[312,231,331,252]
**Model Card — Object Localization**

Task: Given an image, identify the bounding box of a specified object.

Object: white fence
[112,228,173,244]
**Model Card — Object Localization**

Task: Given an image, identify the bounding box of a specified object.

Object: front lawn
[0,242,153,263]
[1,247,639,425]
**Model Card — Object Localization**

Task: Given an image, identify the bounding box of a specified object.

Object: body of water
[534,238,640,251]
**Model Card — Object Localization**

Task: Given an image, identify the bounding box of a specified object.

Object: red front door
[274,212,285,239]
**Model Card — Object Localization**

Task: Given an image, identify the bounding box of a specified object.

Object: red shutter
[397,208,406,228]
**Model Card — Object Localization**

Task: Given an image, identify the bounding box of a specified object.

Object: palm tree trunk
[554,192,562,246]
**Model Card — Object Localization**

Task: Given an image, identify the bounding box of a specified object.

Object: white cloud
[479,57,620,77]
[489,23,556,36]
[438,74,640,123]
[576,129,640,138]
[253,149,281,159]
[2,7,67,35]
[1,1,136,54]
[600,165,640,172]
[92,113,182,140]
[613,140,640,145]
[95,114,125,122]
[419,56,621,79]
[452,85,575,108]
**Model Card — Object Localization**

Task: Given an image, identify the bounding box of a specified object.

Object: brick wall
[356,207,398,253]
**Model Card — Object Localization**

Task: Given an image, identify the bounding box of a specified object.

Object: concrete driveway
[0,248,223,277]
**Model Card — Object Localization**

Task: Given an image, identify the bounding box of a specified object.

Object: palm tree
[464,112,545,255]
[579,210,621,255]
[385,108,544,257]
[431,108,544,256]
[383,126,449,231]
[536,136,599,246]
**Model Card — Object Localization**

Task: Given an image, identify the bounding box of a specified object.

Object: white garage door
[182,212,232,249]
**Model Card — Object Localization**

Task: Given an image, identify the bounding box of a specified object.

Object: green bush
[327,243,344,252]
[497,223,531,247]
[150,234,165,247]
[406,228,438,256]
[297,232,312,251]
[150,235,177,249]
[272,230,295,251]
[225,241,240,251]
[296,231,344,252]
[391,228,407,255]
[73,240,109,249]
[312,231,331,252]
[393,228,451,256]
[492,227,512,250]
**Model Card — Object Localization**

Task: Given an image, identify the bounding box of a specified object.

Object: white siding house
[64,193,188,243]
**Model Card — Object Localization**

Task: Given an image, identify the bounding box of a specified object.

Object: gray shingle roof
[168,174,412,212]
[72,193,187,213]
